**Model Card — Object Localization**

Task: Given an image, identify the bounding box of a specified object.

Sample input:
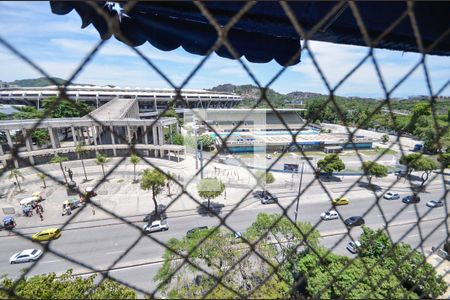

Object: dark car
[402,195,421,204]
[186,226,209,238]
[260,192,278,204]
[344,216,365,227]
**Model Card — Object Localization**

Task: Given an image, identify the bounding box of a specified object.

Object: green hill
[9,77,68,87]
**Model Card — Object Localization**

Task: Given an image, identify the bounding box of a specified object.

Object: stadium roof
[50,1,450,66]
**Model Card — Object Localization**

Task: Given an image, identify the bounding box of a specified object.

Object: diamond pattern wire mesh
[0,1,448,298]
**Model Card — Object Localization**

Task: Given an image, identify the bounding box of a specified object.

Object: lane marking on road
[40,259,61,264]
[106,250,125,255]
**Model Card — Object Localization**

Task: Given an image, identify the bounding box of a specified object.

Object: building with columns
[0,97,184,168]
[0,85,241,113]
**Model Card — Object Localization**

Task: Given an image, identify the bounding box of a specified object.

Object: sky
[0,1,449,98]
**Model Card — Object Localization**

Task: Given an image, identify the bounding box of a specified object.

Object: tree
[140,168,166,214]
[361,161,388,185]
[198,134,215,151]
[400,153,437,186]
[381,134,389,144]
[438,153,450,168]
[197,177,225,210]
[8,168,24,192]
[172,133,184,145]
[246,213,320,262]
[13,106,43,120]
[448,108,450,123]
[255,170,275,190]
[37,172,46,188]
[400,153,422,176]
[50,154,68,184]
[31,129,50,147]
[357,227,447,298]
[154,214,301,298]
[165,171,176,195]
[42,96,93,118]
[0,269,136,299]
[0,112,7,120]
[130,154,140,182]
[95,153,109,179]
[412,156,437,187]
[295,249,416,299]
[316,154,345,177]
[75,144,88,181]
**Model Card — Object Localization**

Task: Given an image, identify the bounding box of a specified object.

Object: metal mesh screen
[0,1,448,299]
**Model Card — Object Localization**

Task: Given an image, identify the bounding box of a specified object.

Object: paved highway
[0,188,448,295]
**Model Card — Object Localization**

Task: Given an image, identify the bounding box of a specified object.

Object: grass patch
[117,179,124,184]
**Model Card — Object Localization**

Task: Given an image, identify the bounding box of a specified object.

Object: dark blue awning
[50,1,450,66]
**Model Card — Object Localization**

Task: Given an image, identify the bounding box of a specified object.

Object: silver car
[346,241,362,254]
[143,220,169,233]
[320,210,339,220]
[384,192,400,200]
[10,249,42,264]
[426,200,444,208]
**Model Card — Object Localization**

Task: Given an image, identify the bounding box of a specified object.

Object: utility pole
[199,139,204,179]
[194,122,199,170]
[294,161,305,223]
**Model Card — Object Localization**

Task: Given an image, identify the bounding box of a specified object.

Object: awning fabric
[50,1,450,66]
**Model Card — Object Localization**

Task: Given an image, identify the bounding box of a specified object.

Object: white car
[320,210,339,220]
[383,192,400,200]
[346,240,362,254]
[10,249,42,264]
[143,220,169,233]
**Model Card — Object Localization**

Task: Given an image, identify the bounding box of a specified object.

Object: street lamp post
[294,161,305,223]
[199,139,204,179]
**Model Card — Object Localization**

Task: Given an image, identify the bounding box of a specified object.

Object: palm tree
[75,144,88,182]
[130,154,140,182]
[50,154,68,184]
[140,168,166,213]
[9,168,24,192]
[96,153,109,179]
[37,172,46,188]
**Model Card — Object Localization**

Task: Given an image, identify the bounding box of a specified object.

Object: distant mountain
[5,77,95,87]
[286,91,325,99]
[9,77,68,87]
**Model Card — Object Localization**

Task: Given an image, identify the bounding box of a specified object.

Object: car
[266,154,272,159]
[143,220,169,233]
[252,190,266,199]
[9,249,42,264]
[394,170,407,177]
[31,228,61,242]
[320,210,339,220]
[346,240,362,254]
[402,195,421,204]
[260,192,278,204]
[186,226,209,238]
[331,197,349,206]
[383,192,400,200]
[426,200,444,208]
[344,216,365,227]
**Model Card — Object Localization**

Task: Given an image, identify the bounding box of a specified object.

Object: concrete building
[0,98,184,168]
[0,85,241,114]
[187,109,375,153]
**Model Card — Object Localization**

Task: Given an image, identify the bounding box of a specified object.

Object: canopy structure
[50,1,450,66]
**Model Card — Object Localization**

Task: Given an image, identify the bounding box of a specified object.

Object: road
[0,189,448,295]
